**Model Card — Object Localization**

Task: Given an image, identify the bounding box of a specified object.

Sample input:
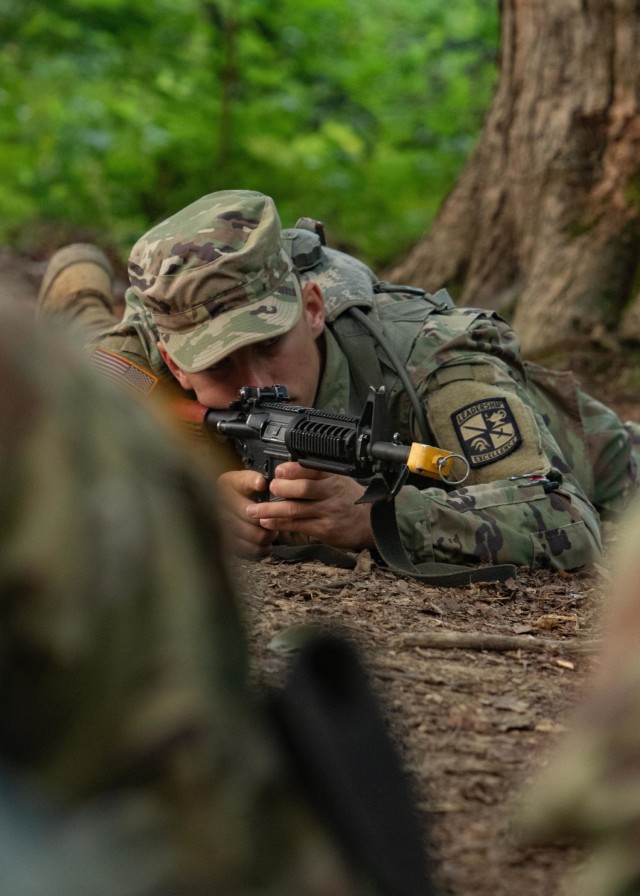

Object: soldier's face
[160,283,326,409]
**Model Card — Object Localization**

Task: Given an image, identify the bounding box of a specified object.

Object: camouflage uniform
[38,190,640,572]
[0,301,375,895]
[312,290,633,570]
[519,499,640,896]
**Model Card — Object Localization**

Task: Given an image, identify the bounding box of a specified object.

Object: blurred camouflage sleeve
[93,287,172,379]
[517,499,640,896]
[0,304,373,895]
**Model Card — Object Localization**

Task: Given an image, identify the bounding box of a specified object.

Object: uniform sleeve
[394,474,603,570]
[392,313,604,570]
[95,287,170,378]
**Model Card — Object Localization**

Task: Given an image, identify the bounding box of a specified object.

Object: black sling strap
[369,494,516,586]
[270,633,437,896]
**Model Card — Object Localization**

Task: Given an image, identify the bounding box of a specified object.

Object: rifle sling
[370,496,516,585]
[270,497,516,585]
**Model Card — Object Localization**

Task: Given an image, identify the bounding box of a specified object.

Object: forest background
[0,0,498,268]
[6,7,640,892]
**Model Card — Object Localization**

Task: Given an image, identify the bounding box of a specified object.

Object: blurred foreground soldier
[0,302,433,895]
[38,190,640,574]
[519,500,640,896]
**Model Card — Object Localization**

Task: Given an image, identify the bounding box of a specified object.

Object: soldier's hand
[245,462,375,550]
[217,469,278,558]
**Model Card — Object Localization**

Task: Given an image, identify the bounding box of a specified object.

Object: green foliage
[1,0,498,264]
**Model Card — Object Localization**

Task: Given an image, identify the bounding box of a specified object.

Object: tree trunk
[391,0,640,359]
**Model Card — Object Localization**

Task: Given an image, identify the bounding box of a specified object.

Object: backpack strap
[333,307,431,441]
[327,312,385,415]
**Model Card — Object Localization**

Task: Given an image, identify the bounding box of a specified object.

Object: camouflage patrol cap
[128,190,303,373]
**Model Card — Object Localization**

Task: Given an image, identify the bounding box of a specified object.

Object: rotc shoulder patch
[451,398,522,468]
[426,374,549,485]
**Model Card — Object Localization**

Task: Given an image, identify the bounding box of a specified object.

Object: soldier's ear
[157,343,194,390]
[301,282,325,338]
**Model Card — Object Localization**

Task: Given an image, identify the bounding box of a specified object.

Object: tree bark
[391,0,640,359]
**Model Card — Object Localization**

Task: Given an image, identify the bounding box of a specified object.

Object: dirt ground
[5,247,639,896]
[240,558,602,896]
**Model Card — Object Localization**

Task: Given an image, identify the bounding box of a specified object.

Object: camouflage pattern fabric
[518,499,640,896]
[127,190,302,373]
[282,226,378,320]
[526,361,640,521]
[0,301,373,895]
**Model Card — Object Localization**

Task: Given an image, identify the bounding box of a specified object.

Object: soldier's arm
[392,348,604,570]
[393,474,603,570]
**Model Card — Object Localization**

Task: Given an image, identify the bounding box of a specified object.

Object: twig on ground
[401,630,599,654]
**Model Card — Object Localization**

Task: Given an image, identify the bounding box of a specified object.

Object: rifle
[178,385,517,584]
[196,383,469,501]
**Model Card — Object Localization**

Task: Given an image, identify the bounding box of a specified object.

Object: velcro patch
[426,373,549,485]
[451,398,522,468]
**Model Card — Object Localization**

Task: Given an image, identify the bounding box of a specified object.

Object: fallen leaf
[354,550,375,574]
[533,613,578,630]
[267,624,322,654]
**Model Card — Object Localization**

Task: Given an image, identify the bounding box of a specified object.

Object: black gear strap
[370,496,516,585]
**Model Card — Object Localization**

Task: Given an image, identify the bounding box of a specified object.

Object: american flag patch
[92,348,158,395]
